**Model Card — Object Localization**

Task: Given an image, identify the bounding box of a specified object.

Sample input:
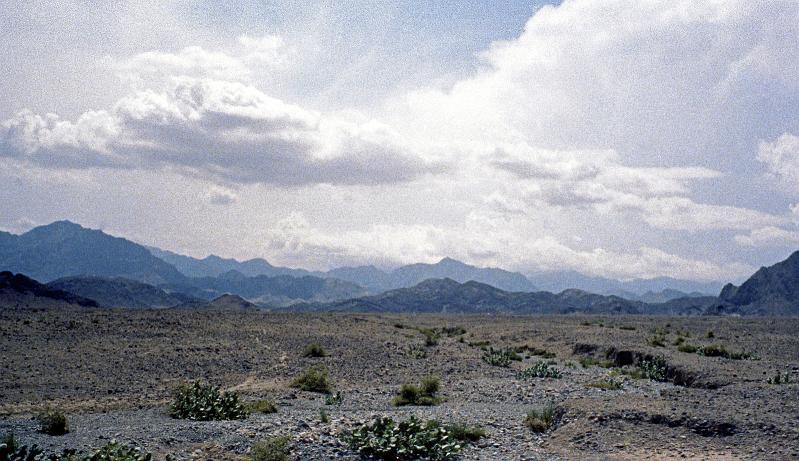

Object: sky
[1,0,798,283]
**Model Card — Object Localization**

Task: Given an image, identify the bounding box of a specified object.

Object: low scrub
[325,391,343,406]
[767,372,793,385]
[246,399,278,414]
[482,347,521,367]
[518,362,562,379]
[250,436,291,461]
[302,343,328,358]
[697,344,753,360]
[524,402,558,433]
[677,344,698,353]
[169,381,248,421]
[405,344,427,359]
[345,416,461,461]
[578,357,613,368]
[37,410,69,436]
[587,378,623,390]
[393,376,442,406]
[290,366,332,394]
[638,356,668,382]
[515,345,556,359]
[0,438,160,461]
[445,423,486,442]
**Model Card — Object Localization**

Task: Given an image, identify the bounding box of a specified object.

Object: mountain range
[0,220,797,315]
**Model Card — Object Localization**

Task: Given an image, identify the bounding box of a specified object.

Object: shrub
[578,357,613,368]
[324,391,343,406]
[445,423,486,442]
[290,366,332,394]
[587,378,623,390]
[638,357,667,382]
[247,399,278,414]
[250,436,291,461]
[319,409,330,423]
[481,347,520,367]
[468,340,491,348]
[766,372,792,385]
[524,402,557,433]
[697,344,727,357]
[405,344,428,359]
[619,326,636,331]
[419,328,441,347]
[169,381,248,421]
[393,376,442,406]
[82,441,154,461]
[302,343,328,358]
[677,344,698,353]
[518,362,562,379]
[345,417,461,461]
[672,336,685,346]
[440,326,466,337]
[515,345,556,359]
[37,409,69,436]
[648,334,666,347]
[706,330,715,339]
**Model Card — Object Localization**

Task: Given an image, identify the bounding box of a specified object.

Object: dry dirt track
[1,307,798,460]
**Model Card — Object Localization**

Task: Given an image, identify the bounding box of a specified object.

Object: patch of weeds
[524,402,558,433]
[325,391,343,406]
[587,378,623,390]
[648,334,666,347]
[696,344,752,360]
[393,376,442,406]
[419,328,441,347]
[468,340,491,348]
[706,330,715,339]
[516,345,556,359]
[170,381,248,421]
[482,347,520,367]
[405,343,428,359]
[440,326,466,337]
[518,361,562,379]
[290,366,333,394]
[319,409,330,423]
[672,336,685,346]
[345,416,461,461]
[578,357,613,368]
[250,436,291,461]
[445,423,486,442]
[638,356,668,382]
[37,409,69,435]
[564,361,577,368]
[677,344,698,353]
[82,441,155,461]
[247,399,278,414]
[302,343,328,358]
[767,372,793,385]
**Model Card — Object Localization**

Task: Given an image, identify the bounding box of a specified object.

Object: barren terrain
[1,307,798,460]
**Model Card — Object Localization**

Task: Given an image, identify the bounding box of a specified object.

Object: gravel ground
[1,308,798,460]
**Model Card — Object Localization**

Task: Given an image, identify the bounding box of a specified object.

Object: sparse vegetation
[246,399,278,414]
[445,423,486,442]
[250,436,291,461]
[588,377,623,390]
[638,356,668,382]
[169,381,248,421]
[706,330,715,339]
[319,408,330,423]
[482,347,521,367]
[345,416,461,461]
[468,340,491,348]
[405,343,428,359]
[80,441,155,461]
[619,325,636,331]
[524,402,558,433]
[290,366,332,394]
[393,376,443,406]
[518,361,562,379]
[515,345,556,359]
[325,391,343,406]
[677,343,698,353]
[302,343,328,358]
[578,356,613,368]
[0,436,159,461]
[697,344,753,360]
[766,372,792,385]
[440,326,466,337]
[37,409,69,436]
[648,333,666,347]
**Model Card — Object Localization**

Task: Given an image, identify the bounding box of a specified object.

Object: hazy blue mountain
[0,221,187,285]
[168,270,368,307]
[718,250,799,315]
[148,247,312,279]
[174,293,260,311]
[0,271,98,308]
[47,276,195,308]
[295,278,641,314]
[528,270,721,298]
[325,265,393,292]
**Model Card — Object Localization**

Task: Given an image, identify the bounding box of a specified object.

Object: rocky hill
[47,276,194,308]
[296,278,641,314]
[718,250,799,315]
[0,271,97,308]
[174,293,260,311]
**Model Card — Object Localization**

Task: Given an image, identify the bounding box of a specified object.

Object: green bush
[518,362,562,379]
[647,334,666,347]
[587,378,623,390]
[169,381,248,421]
[302,343,328,358]
[767,372,792,385]
[0,437,162,461]
[445,423,486,442]
[290,366,332,394]
[345,417,461,461]
[440,326,466,337]
[638,357,667,382]
[247,399,278,414]
[81,441,153,461]
[706,330,715,338]
[419,328,441,347]
[481,347,520,367]
[578,357,613,368]
[393,376,442,406]
[324,391,343,406]
[677,344,698,353]
[319,409,330,423]
[250,436,291,461]
[405,344,427,359]
[524,402,557,433]
[37,410,69,436]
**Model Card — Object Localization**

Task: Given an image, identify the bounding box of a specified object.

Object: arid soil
[1,307,798,460]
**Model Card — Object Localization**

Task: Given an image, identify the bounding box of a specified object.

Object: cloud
[206,186,238,205]
[758,133,799,192]
[0,77,439,186]
[734,226,799,247]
